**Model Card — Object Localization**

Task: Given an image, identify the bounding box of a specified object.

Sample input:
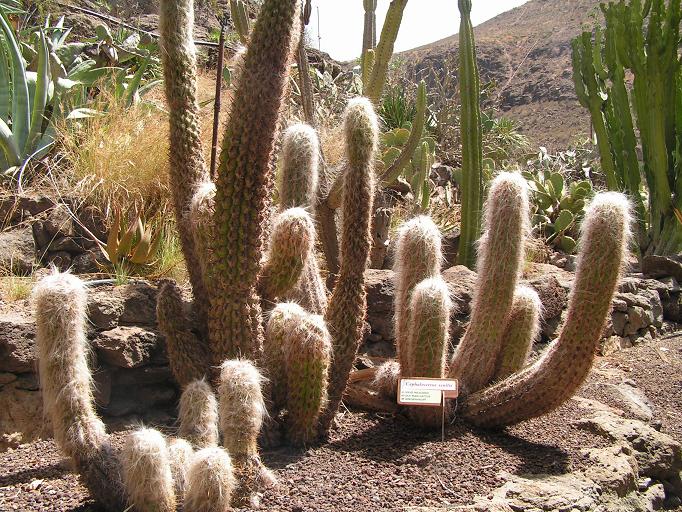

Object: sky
[307,0,530,62]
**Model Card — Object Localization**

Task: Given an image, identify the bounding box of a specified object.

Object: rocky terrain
[402,0,603,149]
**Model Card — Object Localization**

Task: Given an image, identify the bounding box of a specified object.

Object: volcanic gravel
[1,335,680,511]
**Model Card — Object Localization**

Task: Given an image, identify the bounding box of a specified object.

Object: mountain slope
[401,0,605,150]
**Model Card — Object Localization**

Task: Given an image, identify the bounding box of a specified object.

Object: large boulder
[93,326,161,368]
[642,255,682,282]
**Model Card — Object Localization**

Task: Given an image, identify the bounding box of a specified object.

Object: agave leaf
[0,9,30,152]
[25,29,50,155]
[118,216,139,259]
[0,115,21,166]
[130,225,152,264]
[105,209,121,264]
[0,35,10,120]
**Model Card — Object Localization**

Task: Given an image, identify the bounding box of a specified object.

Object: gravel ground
[1,334,680,511]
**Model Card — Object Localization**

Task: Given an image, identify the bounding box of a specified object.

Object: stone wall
[0,281,177,447]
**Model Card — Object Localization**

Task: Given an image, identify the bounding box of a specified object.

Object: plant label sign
[398,378,459,406]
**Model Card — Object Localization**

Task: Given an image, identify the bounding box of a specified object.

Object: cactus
[464,192,631,426]
[35,0,379,507]
[492,286,541,380]
[457,0,484,269]
[33,273,126,511]
[405,277,452,427]
[120,428,177,512]
[363,0,408,104]
[371,171,631,430]
[449,173,529,394]
[184,447,235,512]
[230,0,251,44]
[362,0,377,57]
[280,124,319,209]
[217,359,276,505]
[318,98,378,435]
[393,215,442,378]
[178,379,219,448]
[571,0,682,255]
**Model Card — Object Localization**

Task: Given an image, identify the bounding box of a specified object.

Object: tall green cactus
[571,0,682,255]
[363,0,408,104]
[457,0,484,269]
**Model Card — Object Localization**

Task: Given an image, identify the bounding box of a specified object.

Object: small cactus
[120,428,177,512]
[184,447,236,512]
[168,438,194,498]
[178,379,220,448]
[280,123,319,209]
[393,215,442,378]
[405,277,452,427]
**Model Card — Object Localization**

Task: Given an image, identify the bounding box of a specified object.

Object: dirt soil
[1,334,681,511]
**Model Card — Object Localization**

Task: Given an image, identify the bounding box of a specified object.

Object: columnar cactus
[376,172,632,430]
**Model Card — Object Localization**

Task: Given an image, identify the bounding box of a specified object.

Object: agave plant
[101,208,162,267]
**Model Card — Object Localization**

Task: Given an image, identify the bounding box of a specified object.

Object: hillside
[401,0,604,150]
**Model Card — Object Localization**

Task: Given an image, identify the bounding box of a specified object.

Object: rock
[442,265,477,315]
[0,227,35,274]
[32,204,75,250]
[119,281,158,325]
[600,335,632,356]
[577,410,682,481]
[527,274,567,322]
[0,381,49,446]
[113,365,174,387]
[106,384,177,416]
[582,444,638,497]
[608,381,654,422]
[481,472,601,511]
[46,250,72,271]
[611,311,628,337]
[76,205,107,243]
[94,326,160,368]
[658,276,680,293]
[88,289,125,331]
[365,269,395,341]
[430,163,453,187]
[643,483,666,510]
[0,313,36,373]
[0,193,54,225]
[642,254,682,282]
[661,294,682,323]
[92,368,112,407]
[441,228,460,269]
[72,250,106,274]
[625,306,651,335]
[0,372,17,386]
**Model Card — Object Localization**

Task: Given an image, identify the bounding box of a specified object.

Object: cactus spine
[449,172,529,394]
[33,273,125,511]
[463,192,631,427]
[493,286,541,380]
[318,98,378,435]
[457,0,484,269]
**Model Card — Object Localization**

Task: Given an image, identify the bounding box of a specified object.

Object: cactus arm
[448,173,528,394]
[120,429,177,512]
[463,193,632,428]
[361,48,375,90]
[218,360,276,505]
[456,0,484,269]
[281,306,332,446]
[33,273,126,511]
[393,215,442,378]
[380,80,427,185]
[184,447,236,512]
[363,0,408,104]
[157,280,210,387]
[159,0,211,336]
[230,0,251,44]
[492,286,541,381]
[209,0,300,362]
[258,208,315,302]
[404,277,451,428]
[318,98,378,436]
[178,380,220,448]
